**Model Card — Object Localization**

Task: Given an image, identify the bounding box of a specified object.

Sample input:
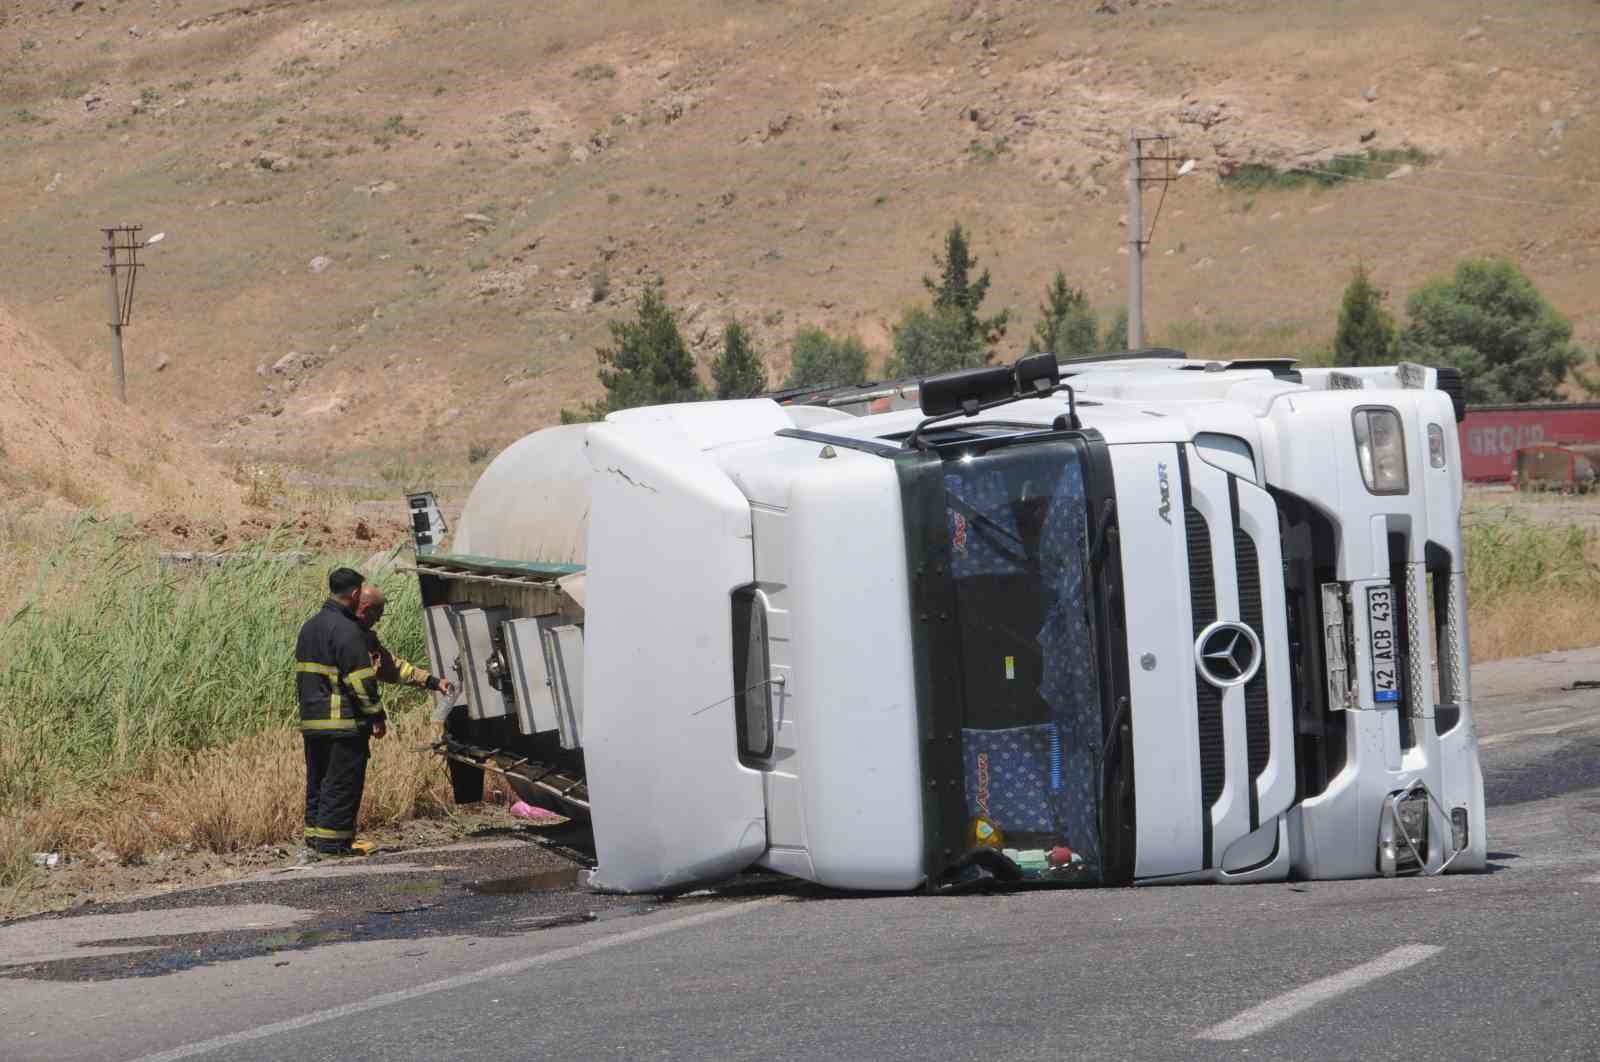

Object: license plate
[1366,586,1401,704]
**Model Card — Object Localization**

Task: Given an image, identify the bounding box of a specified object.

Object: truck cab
[411,352,1486,893]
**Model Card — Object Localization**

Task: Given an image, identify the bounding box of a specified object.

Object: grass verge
[3,511,1595,910]
[1464,517,1600,661]
[0,519,445,908]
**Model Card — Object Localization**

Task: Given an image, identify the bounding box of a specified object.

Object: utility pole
[102,224,143,404]
[1127,131,1179,352]
[1127,133,1144,351]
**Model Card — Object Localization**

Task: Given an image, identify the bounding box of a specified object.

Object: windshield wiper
[1086,498,1118,575]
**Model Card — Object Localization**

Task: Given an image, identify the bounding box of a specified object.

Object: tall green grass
[1462,518,1600,604]
[0,519,424,812]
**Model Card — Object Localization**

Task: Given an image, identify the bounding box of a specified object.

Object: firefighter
[295,566,385,857]
[353,584,454,698]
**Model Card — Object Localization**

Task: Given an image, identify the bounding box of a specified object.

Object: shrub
[1219,147,1431,192]
[886,305,987,377]
[712,320,767,399]
[784,328,869,389]
[1397,257,1585,403]
[1102,306,1130,351]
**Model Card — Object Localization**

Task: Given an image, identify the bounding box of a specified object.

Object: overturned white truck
[407,350,1487,893]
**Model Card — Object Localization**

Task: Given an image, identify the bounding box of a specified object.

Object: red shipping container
[1459,403,1600,482]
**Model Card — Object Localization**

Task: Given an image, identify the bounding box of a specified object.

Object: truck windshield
[899,434,1117,888]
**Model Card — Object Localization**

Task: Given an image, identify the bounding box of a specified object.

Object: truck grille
[1187,505,1225,866]
[1236,524,1269,830]
[1182,458,1285,868]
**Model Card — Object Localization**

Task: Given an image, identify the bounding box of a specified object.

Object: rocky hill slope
[2,0,1596,466]
[0,302,241,515]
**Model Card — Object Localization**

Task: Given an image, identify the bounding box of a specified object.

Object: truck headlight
[1377,785,1430,876]
[1354,407,1408,494]
[1427,423,1447,470]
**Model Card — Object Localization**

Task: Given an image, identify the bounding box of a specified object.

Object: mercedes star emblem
[1194,621,1262,688]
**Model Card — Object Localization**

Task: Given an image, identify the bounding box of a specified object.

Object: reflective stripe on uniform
[299,660,351,721]
[344,666,377,710]
[397,660,417,683]
[304,826,355,840]
[300,717,360,732]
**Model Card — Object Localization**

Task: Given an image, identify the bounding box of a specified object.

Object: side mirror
[1014,352,1059,396]
[918,365,1016,417]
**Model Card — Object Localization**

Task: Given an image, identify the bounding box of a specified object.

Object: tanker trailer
[406,352,1487,894]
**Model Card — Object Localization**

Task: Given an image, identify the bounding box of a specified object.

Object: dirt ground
[1464,482,1600,531]
[9,794,561,922]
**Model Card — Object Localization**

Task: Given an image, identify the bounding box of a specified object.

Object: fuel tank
[453,424,592,565]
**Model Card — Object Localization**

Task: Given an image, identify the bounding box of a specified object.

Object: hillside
[0,302,240,516]
[1,0,1597,468]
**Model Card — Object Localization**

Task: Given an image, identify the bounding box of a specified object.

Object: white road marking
[1196,944,1443,1041]
[126,897,780,1062]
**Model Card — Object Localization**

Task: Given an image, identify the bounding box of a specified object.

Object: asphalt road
[4,649,1600,1062]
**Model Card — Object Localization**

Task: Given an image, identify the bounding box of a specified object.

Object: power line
[1326,153,1600,187]
[1288,164,1596,212]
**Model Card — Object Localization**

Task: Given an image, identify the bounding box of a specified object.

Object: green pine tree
[922,222,1009,357]
[1333,265,1396,367]
[1024,272,1099,358]
[711,319,767,399]
[561,283,705,422]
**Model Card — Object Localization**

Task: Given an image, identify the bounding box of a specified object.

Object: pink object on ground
[509,799,565,825]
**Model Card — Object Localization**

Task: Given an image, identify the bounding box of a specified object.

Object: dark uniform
[365,629,442,692]
[295,598,384,851]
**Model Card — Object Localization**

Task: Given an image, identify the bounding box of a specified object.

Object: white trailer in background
[409,351,1487,893]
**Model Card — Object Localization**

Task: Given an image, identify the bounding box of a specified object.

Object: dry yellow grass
[1,707,451,913]
[16,708,450,862]
[1470,590,1600,663]
[0,520,444,908]
[1463,513,1600,661]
